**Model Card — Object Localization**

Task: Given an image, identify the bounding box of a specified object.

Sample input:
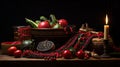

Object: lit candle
[104,14,109,40]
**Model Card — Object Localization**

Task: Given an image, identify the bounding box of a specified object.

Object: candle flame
[105,14,108,24]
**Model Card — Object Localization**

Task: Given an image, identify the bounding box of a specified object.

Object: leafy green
[25,18,38,28]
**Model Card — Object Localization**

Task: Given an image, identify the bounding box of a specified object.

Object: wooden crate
[30,28,76,49]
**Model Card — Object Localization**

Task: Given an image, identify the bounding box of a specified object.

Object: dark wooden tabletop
[1,50,120,67]
[0,55,120,61]
[0,55,120,67]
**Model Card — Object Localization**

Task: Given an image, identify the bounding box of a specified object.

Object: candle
[104,14,109,40]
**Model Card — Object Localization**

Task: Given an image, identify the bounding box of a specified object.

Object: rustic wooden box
[30,27,76,49]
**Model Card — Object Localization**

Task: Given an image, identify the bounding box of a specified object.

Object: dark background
[0,0,120,46]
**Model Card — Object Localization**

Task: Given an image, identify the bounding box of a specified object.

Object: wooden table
[0,55,120,61]
[0,55,120,67]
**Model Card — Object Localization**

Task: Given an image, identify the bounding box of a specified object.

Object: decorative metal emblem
[37,40,55,52]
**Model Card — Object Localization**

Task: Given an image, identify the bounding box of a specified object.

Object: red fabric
[2,41,21,45]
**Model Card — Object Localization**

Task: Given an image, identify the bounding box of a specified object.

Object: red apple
[62,49,72,59]
[8,46,17,55]
[14,50,22,58]
[38,21,51,28]
[58,19,68,27]
[76,50,85,59]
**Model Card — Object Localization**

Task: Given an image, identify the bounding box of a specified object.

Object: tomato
[38,21,51,28]
[8,46,17,55]
[76,50,85,59]
[62,49,72,59]
[58,19,68,27]
[14,50,22,58]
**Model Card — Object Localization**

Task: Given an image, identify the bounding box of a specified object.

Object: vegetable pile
[25,14,68,29]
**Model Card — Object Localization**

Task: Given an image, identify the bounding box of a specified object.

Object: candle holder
[100,39,111,58]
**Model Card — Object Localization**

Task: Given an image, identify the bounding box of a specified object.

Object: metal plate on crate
[36,40,55,52]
